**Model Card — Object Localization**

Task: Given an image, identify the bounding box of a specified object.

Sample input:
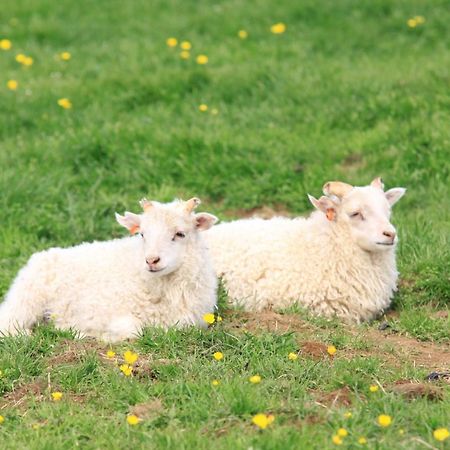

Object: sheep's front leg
[100,315,142,342]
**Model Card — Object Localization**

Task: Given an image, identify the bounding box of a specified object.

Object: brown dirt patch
[388,381,444,401]
[313,387,353,408]
[129,398,164,420]
[299,341,329,359]
[47,338,107,367]
[224,204,292,220]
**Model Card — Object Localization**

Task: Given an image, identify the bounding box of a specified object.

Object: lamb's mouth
[148,267,166,273]
[376,242,394,246]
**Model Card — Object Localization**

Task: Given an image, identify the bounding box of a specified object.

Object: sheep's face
[116,198,218,276]
[309,178,406,252]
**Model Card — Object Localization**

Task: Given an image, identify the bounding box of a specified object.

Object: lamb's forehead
[140,201,192,229]
[342,186,389,211]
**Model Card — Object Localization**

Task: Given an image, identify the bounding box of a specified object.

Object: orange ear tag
[326,209,335,221]
[129,225,139,235]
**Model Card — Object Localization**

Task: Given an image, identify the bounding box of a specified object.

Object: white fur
[205,179,406,323]
[0,199,218,341]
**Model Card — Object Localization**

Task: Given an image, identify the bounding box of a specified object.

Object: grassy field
[0,0,449,448]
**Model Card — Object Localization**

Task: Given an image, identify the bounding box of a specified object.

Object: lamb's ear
[308,194,338,221]
[385,188,406,206]
[115,212,141,234]
[195,213,218,231]
[370,177,384,190]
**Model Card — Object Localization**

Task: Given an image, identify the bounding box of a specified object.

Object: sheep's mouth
[148,267,166,273]
[376,242,394,246]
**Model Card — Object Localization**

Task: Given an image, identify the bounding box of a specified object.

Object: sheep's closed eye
[139,232,144,237]
[173,231,185,240]
[350,212,364,220]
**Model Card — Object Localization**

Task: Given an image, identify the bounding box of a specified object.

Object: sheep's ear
[370,177,385,190]
[308,195,338,221]
[115,212,141,234]
[195,213,218,231]
[385,188,406,206]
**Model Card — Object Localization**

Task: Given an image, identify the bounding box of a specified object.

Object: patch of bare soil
[224,310,309,334]
[47,338,107,367]
[129,398,164,420]
[224,204,292,220]
[299,341,329,360]
[313,387,354,408]
[388,381,444,401]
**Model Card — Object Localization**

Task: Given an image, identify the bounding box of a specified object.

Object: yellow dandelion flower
[249,375,262,384]
[0,415,4,424]
[434,428,449,442]
[213,351,223,361]
[337,428,348,437]
[288,352,298,361]
[0,39,12,50]
[358,437,367,445]
[119,364,133,376]
[32,423,41,430]
[180,41,192,50]
[106,350,116,358]
[344,412,352,419]
[211,108,219,115]
[407,18,417,28]
[16,53,26,63]
[238,30,248,39]
[332,435,343,445]
[211,379,220,386]
[270,23,286,34]
[0,369,2,377]
[252,413,274,429]
[196,54,208,65]
[6,80,18,90]
[327,345,337,356]
[377,414,392,427]
[414,16,425,24]
[180,50,190,59]
[126,414,141,425]
[369,385,379,392]
[199,104,208,112]
[51,392,63,401]
[23,56,33,66]
[203,313,215,324]
[57,98,72,109]
[60,51,71,61]
[166,37,178,47]
[123,350,138,365]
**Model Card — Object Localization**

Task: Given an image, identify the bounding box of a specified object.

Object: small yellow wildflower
[166,37,178,47]
[199,104,208,112]
[119,364,133,376]
[213,351,223,361]
[180,40,192,50]
[126,414,141,425]
[377,414,392,427]
[358,437,367,445]
[0,39,12,50]
[270,23,286,34]
[252,413,274,430]
[238,30,248,39]
[433,428,449,442]
[337,428,348,437]
[398,429,405,435]
[60,51,71,61]
[106,350,116,359]
[369,385,379,393]
[0,415,4,424]
[249,375,262,384]
[57,98,72,109]
[51,392,63,401]
[16,53,26,63]
[211,108,219,115]
[196,54,208,65]
[32,423,41,430]
[332,435,343,445]
[23,56,33,66]
[6,80,18,90]
[407,18,417,28]
[327,345,337,356]
[180,50,190,59]
[288,352,298,361]
[211,379,220,386]
[0,369,2,377]
[123,350,138,365]
[344,412,352,418]
[203,313,215,324]
[414,16,425,24]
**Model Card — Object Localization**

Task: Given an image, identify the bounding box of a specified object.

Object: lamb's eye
[174,231,185,239]
[350,212,360,218]
[139,232,144,237]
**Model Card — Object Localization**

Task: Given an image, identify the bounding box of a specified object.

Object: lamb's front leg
[99,315,142,342]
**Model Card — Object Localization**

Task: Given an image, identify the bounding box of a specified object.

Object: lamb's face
[116,198,218,277]
[309,178,406,253]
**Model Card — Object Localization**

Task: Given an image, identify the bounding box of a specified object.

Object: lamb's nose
[383,231,396,242]
[146,256,161,266]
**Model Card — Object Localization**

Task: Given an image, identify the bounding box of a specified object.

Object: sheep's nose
[383,231,396,242]
[146,256,161,266]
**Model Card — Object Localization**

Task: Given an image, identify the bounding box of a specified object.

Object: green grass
[0,0,449,448]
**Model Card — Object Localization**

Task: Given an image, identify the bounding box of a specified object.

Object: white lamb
[0,197,218,341]
[205,178,406,323]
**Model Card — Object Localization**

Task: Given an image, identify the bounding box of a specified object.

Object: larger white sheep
[205,178,406,322]
[0,197,218,341]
